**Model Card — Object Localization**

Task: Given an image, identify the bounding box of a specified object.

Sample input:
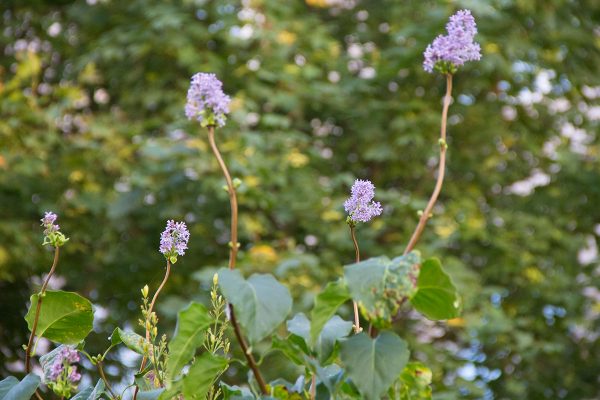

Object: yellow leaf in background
[249,244,278,264]
[466,215,485,230]
[305,0,329,7]
[241,215,265,235]
[485,43,499,54]
[321,209,342,222]
[287,150,309,168]
[245,175,260,188]
[435,219,458,239]
[447,318,465,327]
[186,138,207,151]
[277,30,297,45]
[0,156,6,169]
[69,170,84,182]
[524,267,544,284]
[0,246,8,266]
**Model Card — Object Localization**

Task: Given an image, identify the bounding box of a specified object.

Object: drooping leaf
[71,379,105,400]
[410,258,461,320]
[309,280,351,344]
[286,313,311,343]
[315,315,353,363]
[218,268,292,343]
[399,362,432,400]
[24,290,94,344]
[165,302,213,381]
[340,332,410,400]
[0,374,41,400]
[344,252,421,328]
[182,352,228,399]
[109,327,151,355]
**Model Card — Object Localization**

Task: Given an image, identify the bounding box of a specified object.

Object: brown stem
[207,125,268,395]
[349,226,361,333]
[207,125,239,270]
[404,74,453,255]
[310,373,316,400]
[133,261,171,400]
[229,304,268,394]
[25,246,60,373]
[98,360,117,399]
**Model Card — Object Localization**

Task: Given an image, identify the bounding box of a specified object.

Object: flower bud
[141,285,149,298]
[213,273,219,286]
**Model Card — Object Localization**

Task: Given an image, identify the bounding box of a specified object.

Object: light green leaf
[182,352,228,399]
[25,290,94,344]
[220,382,254,400]
[309,280,351,344]
[166,302,213,381]
[286,313,311,344]
[399,362,432,400]
[0,373,41,400]
[109,327,150,355]
[340,332,410,400]
[71,379,105,400]
[316,315,353,363]
[410,258,461,320]
[138,389,165,400]
[344,253,421,328]
[218,268,292,344]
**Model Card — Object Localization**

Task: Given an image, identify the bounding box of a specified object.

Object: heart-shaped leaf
[182,352,228,399]
[25,290,94,344]
[309,280,350,344]
[166,302,213,380]
[0,374,41,400]
[410,258,461,320]
[340,332,410,400]
[218,268,292,343]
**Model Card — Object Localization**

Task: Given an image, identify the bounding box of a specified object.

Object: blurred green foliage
[1,0,599,398]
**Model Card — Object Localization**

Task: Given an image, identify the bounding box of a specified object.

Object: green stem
[349,225,362,334]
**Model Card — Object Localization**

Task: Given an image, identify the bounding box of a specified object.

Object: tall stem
[349,226,361,333]
[97,360,117,399]
[207,125,268,395]
[25,246,60,373]
[133,261,171,400]
[404,74,453,255]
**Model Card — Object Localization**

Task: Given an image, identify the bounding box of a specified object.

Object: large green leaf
[316,315,353,363]
[165,302,213,380]
[71,379,105,400]
[109,327,151,355]
[138,389,165,400]
[218,268,292,343]
[340,332,410,400]
[344,252,421,328]
[410,258,461,320]
[182,352,228,399]
[25,290,94,344]
[309,280,351,344]
[0,374,41,400]
[220,383,255,400]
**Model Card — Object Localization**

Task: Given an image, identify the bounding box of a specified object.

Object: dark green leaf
[182,352,228,399]
[24,290,94,344]
[315,315,352,363]
[0,373,41,400]
[340,332,410,400]
[310,280,351,344]
[410,258,461,320]
[71,379,105,400]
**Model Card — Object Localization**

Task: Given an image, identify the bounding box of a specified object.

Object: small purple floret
[423,9,481,73]
[41,211,60,235]
[185,73,231,127]
[344,179,383,223]
[159,220,190,257]
[47,347,80,382]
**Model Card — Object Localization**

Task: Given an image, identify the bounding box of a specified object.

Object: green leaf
[218,268,292,343]
[286,313,311,344]
[71,379,105,400]
[0,373,41,400]
[109,327,150,355]
[344,252,421,328]
[410,258,461,320]
[220,382,255,400]
[157,382,181,400]
[399,362,432,400]
[271,335,307,366]
[182,352,228,399]
[25,290,94,344]
[138,389,165,400]
[340,332,410,400]
[309,280,351,344]
[166,302,213,380]
[315,315,352,363]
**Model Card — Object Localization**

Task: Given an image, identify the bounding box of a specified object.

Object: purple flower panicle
[45,346,81,397]
[41,211,60,235]
[344,179,383,223]
[423,9,481,73]
[185,73,231,127]
[160,220,190,261]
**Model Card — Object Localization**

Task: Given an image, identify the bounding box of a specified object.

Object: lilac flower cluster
[423,9,481,73]
[47,347,81,383]
[41,211,60,236]
[185,73,231,127]
[159,220,190,261]
[344,179,383,224]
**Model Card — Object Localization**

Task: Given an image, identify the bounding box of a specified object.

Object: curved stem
[207,125,239,270]
[25,246,60,373]
[97,360,117,399]
[349,226,361,333]
[133,261,171,400]
[404,74,453,255]
[207,125,268,395]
